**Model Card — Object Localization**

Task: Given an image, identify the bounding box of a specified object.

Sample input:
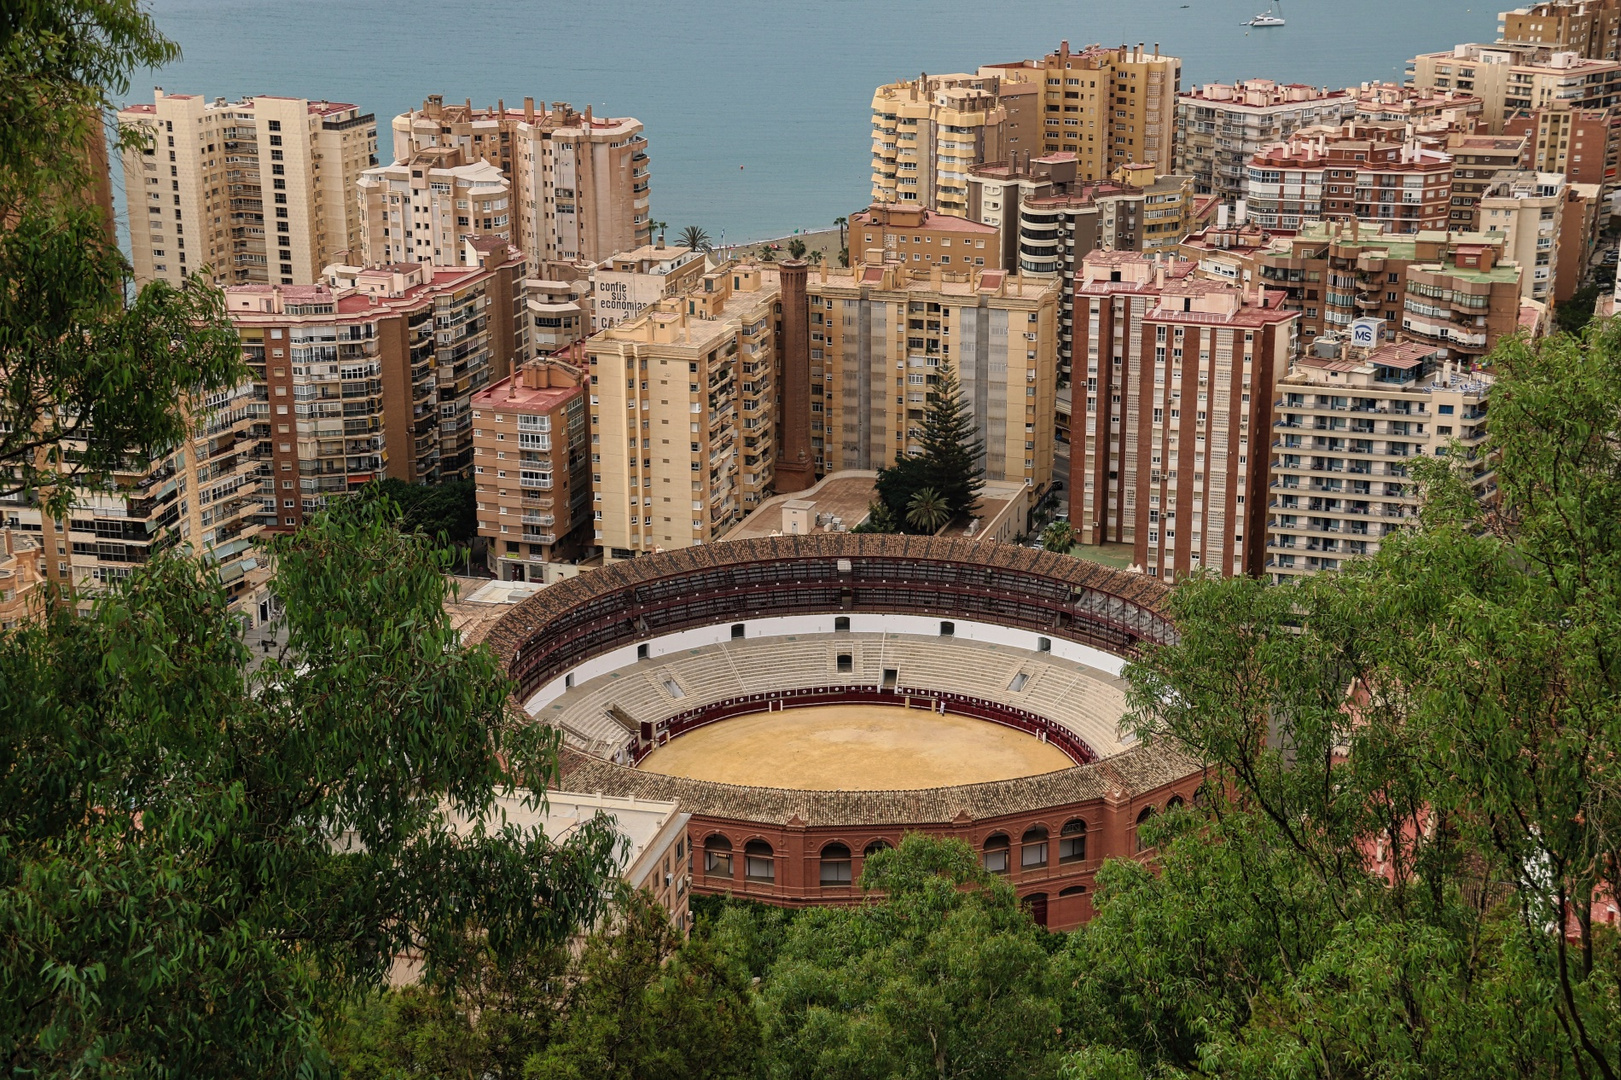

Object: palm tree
[787,237,807,260]
[839,246,850,268]
[648,220,668,244]
[678,225,711,252]
[834,215,848,254]
[1040,519,1074,555]
[758,245,776,262]
[906,487,952,533]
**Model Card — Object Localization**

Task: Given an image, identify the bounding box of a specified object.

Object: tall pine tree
[917,362,985,517]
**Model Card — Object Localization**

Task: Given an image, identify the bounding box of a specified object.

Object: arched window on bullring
[703,834,733,878]
[863,839,891,858]
[1135,806,1156,853]
[983,833,1010,875]
[744,839,776,882]
[820,843,853,886]
[1020,825,1049,870]
[1059,819,1087,864]
[1166,794,1185,811]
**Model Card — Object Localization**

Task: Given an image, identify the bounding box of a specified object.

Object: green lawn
[1061,542,1135,570]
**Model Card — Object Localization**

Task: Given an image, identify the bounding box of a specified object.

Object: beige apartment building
[1407,43,1621,131]
[355,148,511,267]
[1070,251,1300,581]
[1447,131,1534,226]
[1353,82,1486,126]
[1176,81,1358,204]
[526,273,592,356]
[986,41,1181,180]
[0,530,45,629]
[1499,1,1621,59]
[591,243,708,330]
[1478,170,1569,301]
[848,203,1001,268]
[118,90,377,288]
[227,252,526,532]
[393,96,650,265]
[870,71,1038,216]
[802,260,1061,492]
[1,380,270,621]
[586,263,781,561]
[472,359,592,579]
[1267,338,1494,582]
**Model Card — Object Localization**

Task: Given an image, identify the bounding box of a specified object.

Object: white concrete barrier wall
[524,613,1127,716]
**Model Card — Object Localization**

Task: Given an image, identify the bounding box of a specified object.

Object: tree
[1040,519,1073,554]
[527,888,760,1080]
[1066,321,1621,1079]
[0,0,244,514]
[839,246,850,268]
[754,834,1062,1080]
[873,452,931,534]
[0,499,621,1078]
[834,215,848,254]
[905,486,951,533]
[678,225,711,253]
[916,362,985,517]
[358,477,477,549]
[758,245,776,262]
[787,238,807,260]
[648,220,667,243]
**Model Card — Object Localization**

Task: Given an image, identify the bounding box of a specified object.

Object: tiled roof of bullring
[555,742,1201,827]
[473,534,1171,656]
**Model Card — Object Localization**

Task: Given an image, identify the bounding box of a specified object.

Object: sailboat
[1246,1,1285,26]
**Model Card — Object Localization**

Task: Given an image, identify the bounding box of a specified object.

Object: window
[731,622,745,640]
[1166,795,1185,810]
[703,835,733,877]
[637,643,649,660]
[834,616,850,632]
[1037,636,1052,653]
[940,621,955,637]
[1059,819,1087,863]
[1135,806,1156,853]
[744,839,775,882]
[820,843,853,886]
[837,653,853,673]
[863,839,891,858]
[1021,825,1049,869]
[983,833,1010,874]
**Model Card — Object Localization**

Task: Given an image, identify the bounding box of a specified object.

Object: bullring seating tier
[529,632,1132,760]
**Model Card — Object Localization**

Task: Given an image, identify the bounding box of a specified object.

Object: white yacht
[1247,11,1286,26]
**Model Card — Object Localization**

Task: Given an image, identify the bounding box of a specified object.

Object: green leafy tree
[758,245,776,262]
[905,486,951,533]
[873,452,931,534]
[787,238,808,260]
[1062,321,1621,1079]
[526,888,760,1080]
[917,362,985,517]
[678,225,712,253]
[0,0,243,514]
[1040,519,1073,554]
[756,834,1062,1080]
[0,499,621,1078]
[359,477,477,548]
[855,498,899,534]
[838,246,850,268]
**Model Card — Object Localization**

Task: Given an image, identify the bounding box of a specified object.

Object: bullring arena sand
[635,704,1075,790]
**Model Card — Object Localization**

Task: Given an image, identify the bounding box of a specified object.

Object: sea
[132,0,1491,245]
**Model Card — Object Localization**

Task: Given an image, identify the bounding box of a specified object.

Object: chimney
[524,96,535,123]
[1155,261,1166,290]
[498,98,505,117]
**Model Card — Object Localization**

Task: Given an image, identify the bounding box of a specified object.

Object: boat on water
[1247,11,1286,26]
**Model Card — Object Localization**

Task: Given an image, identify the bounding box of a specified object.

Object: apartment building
[355,147,512,267]
[1246,135,1454,235]
[0,530,44,629]
[985,41,1181,179]
[1,380,270,621]
[393,95,650,265]
[1408,43,1621,131]
[1447,131,1535,226]
[1352,82,1486,126]
[1069,252,1299,580]
[118,89,377,288]
[591,243,707,330]
[1176,81,1358,203]
[1267,338,1494,582]
[800,260,1061,491]
[848,203,1001,268]
[227,252,526,532]
[472,359,591,579]
[1499,0,1621,60]
[1478,170,1569,301]
[1504,103,1621,191]
[586,263,781,560]
[870,71,1037,215]
[527,272,592,356]
[1253,220,1523,361]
